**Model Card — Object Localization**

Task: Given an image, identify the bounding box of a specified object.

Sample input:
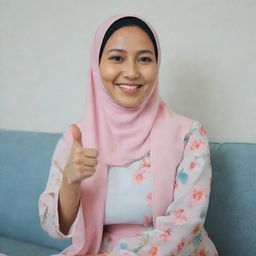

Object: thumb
[70,124,83,147]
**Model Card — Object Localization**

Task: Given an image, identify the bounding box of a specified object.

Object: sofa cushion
[206,142,256,256]
[0,129,71,251]
[0,236,60,256]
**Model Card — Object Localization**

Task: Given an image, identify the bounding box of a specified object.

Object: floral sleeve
[38,132,76,240]
[110,121,212,256]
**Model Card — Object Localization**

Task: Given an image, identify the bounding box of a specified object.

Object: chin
[116,99,141,108]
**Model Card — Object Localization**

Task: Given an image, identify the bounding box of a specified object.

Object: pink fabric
[55,14,193,255]
[105,224,146,241]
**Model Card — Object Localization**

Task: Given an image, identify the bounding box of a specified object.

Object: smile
[115,83,143,88]
[115,83,143,95]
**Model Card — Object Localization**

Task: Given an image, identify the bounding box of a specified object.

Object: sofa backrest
[0,129,71,250]
[0,129,256,255]
[205,142,256,256]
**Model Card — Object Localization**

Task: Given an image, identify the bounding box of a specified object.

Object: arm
[110,121,212,256]
[38,132,77,239]
[58,174,81,235]
[38,124,99,239]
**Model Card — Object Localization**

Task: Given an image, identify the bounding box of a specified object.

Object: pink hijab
[58,14,193,255]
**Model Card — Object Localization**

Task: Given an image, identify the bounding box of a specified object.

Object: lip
[115,83,142,86]
[114,83,143,95]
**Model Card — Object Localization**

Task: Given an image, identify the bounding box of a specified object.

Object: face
[99,26,158,108]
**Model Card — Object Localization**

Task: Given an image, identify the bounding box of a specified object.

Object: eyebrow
[107,49,154,55]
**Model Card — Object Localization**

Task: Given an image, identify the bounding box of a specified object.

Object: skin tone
[99,26,158,108]
[58,124,98,235]
[59,128,108,256]
[58,25,158,256]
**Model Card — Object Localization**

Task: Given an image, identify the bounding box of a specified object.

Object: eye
[138,57,152,63]
[109,56,124,62]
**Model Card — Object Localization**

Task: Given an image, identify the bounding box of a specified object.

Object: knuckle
[75,147,82,154]
[85,167,93,173]
[79,172,85,179]
[80,166,86,173]
[86,158,93,166]
[73,157,80,164]
[88,149,98,157]
[75,173,83,181]
[94,150,99,157]
[75,165,82,173]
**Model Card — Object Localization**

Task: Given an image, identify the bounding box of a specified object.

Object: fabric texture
[104,121,218,255]
[99,122,218,255]
[39,122,218,255]
[104,152,153,225]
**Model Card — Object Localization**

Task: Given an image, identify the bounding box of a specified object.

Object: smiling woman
[39,15,218,256]
[99,26,158,108]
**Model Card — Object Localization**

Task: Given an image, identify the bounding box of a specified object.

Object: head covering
[99,16,158,62]
[57,14,193,255]
[83,14,161,166]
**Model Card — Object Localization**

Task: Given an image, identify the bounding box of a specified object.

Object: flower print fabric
[38,136,77,240]
[133,157,151,185]
[38,121,218,255]
[107,121,218,256]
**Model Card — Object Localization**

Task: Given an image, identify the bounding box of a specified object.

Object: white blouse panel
[104,152,153,225]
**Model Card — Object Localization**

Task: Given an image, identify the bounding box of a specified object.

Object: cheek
[100,64,118,83]
[142,66,158,84]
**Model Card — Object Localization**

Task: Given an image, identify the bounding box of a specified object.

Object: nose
[123,60,139,80]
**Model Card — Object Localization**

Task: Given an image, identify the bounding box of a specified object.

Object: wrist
[61,174,81,192]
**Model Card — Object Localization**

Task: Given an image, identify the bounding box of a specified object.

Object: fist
[63,124,98,185]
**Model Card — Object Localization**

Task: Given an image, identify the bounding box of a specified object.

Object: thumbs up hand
[63,124,98,185]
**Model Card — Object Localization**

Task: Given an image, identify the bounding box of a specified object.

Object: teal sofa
[0,129,255,256]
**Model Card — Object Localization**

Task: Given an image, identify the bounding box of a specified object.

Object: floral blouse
[38,121,218,256]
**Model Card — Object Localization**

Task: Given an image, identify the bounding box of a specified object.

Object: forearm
[58,176,81,235]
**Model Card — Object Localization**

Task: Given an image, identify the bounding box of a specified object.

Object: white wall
[1,0,255,142]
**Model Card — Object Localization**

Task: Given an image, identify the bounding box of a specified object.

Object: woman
[39,15,218,256]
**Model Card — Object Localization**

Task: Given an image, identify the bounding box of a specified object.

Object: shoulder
[165,105,207,141]
[185,121,208,141]
[164,106,208,144]
[173,112,194,129]
[160,102,194,135]
[189,121,208,136]
[183,121,210,157]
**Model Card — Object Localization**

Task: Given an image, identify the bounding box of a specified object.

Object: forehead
[103,26,155,52]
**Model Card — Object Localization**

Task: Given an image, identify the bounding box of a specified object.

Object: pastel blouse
[38,121,218,256]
